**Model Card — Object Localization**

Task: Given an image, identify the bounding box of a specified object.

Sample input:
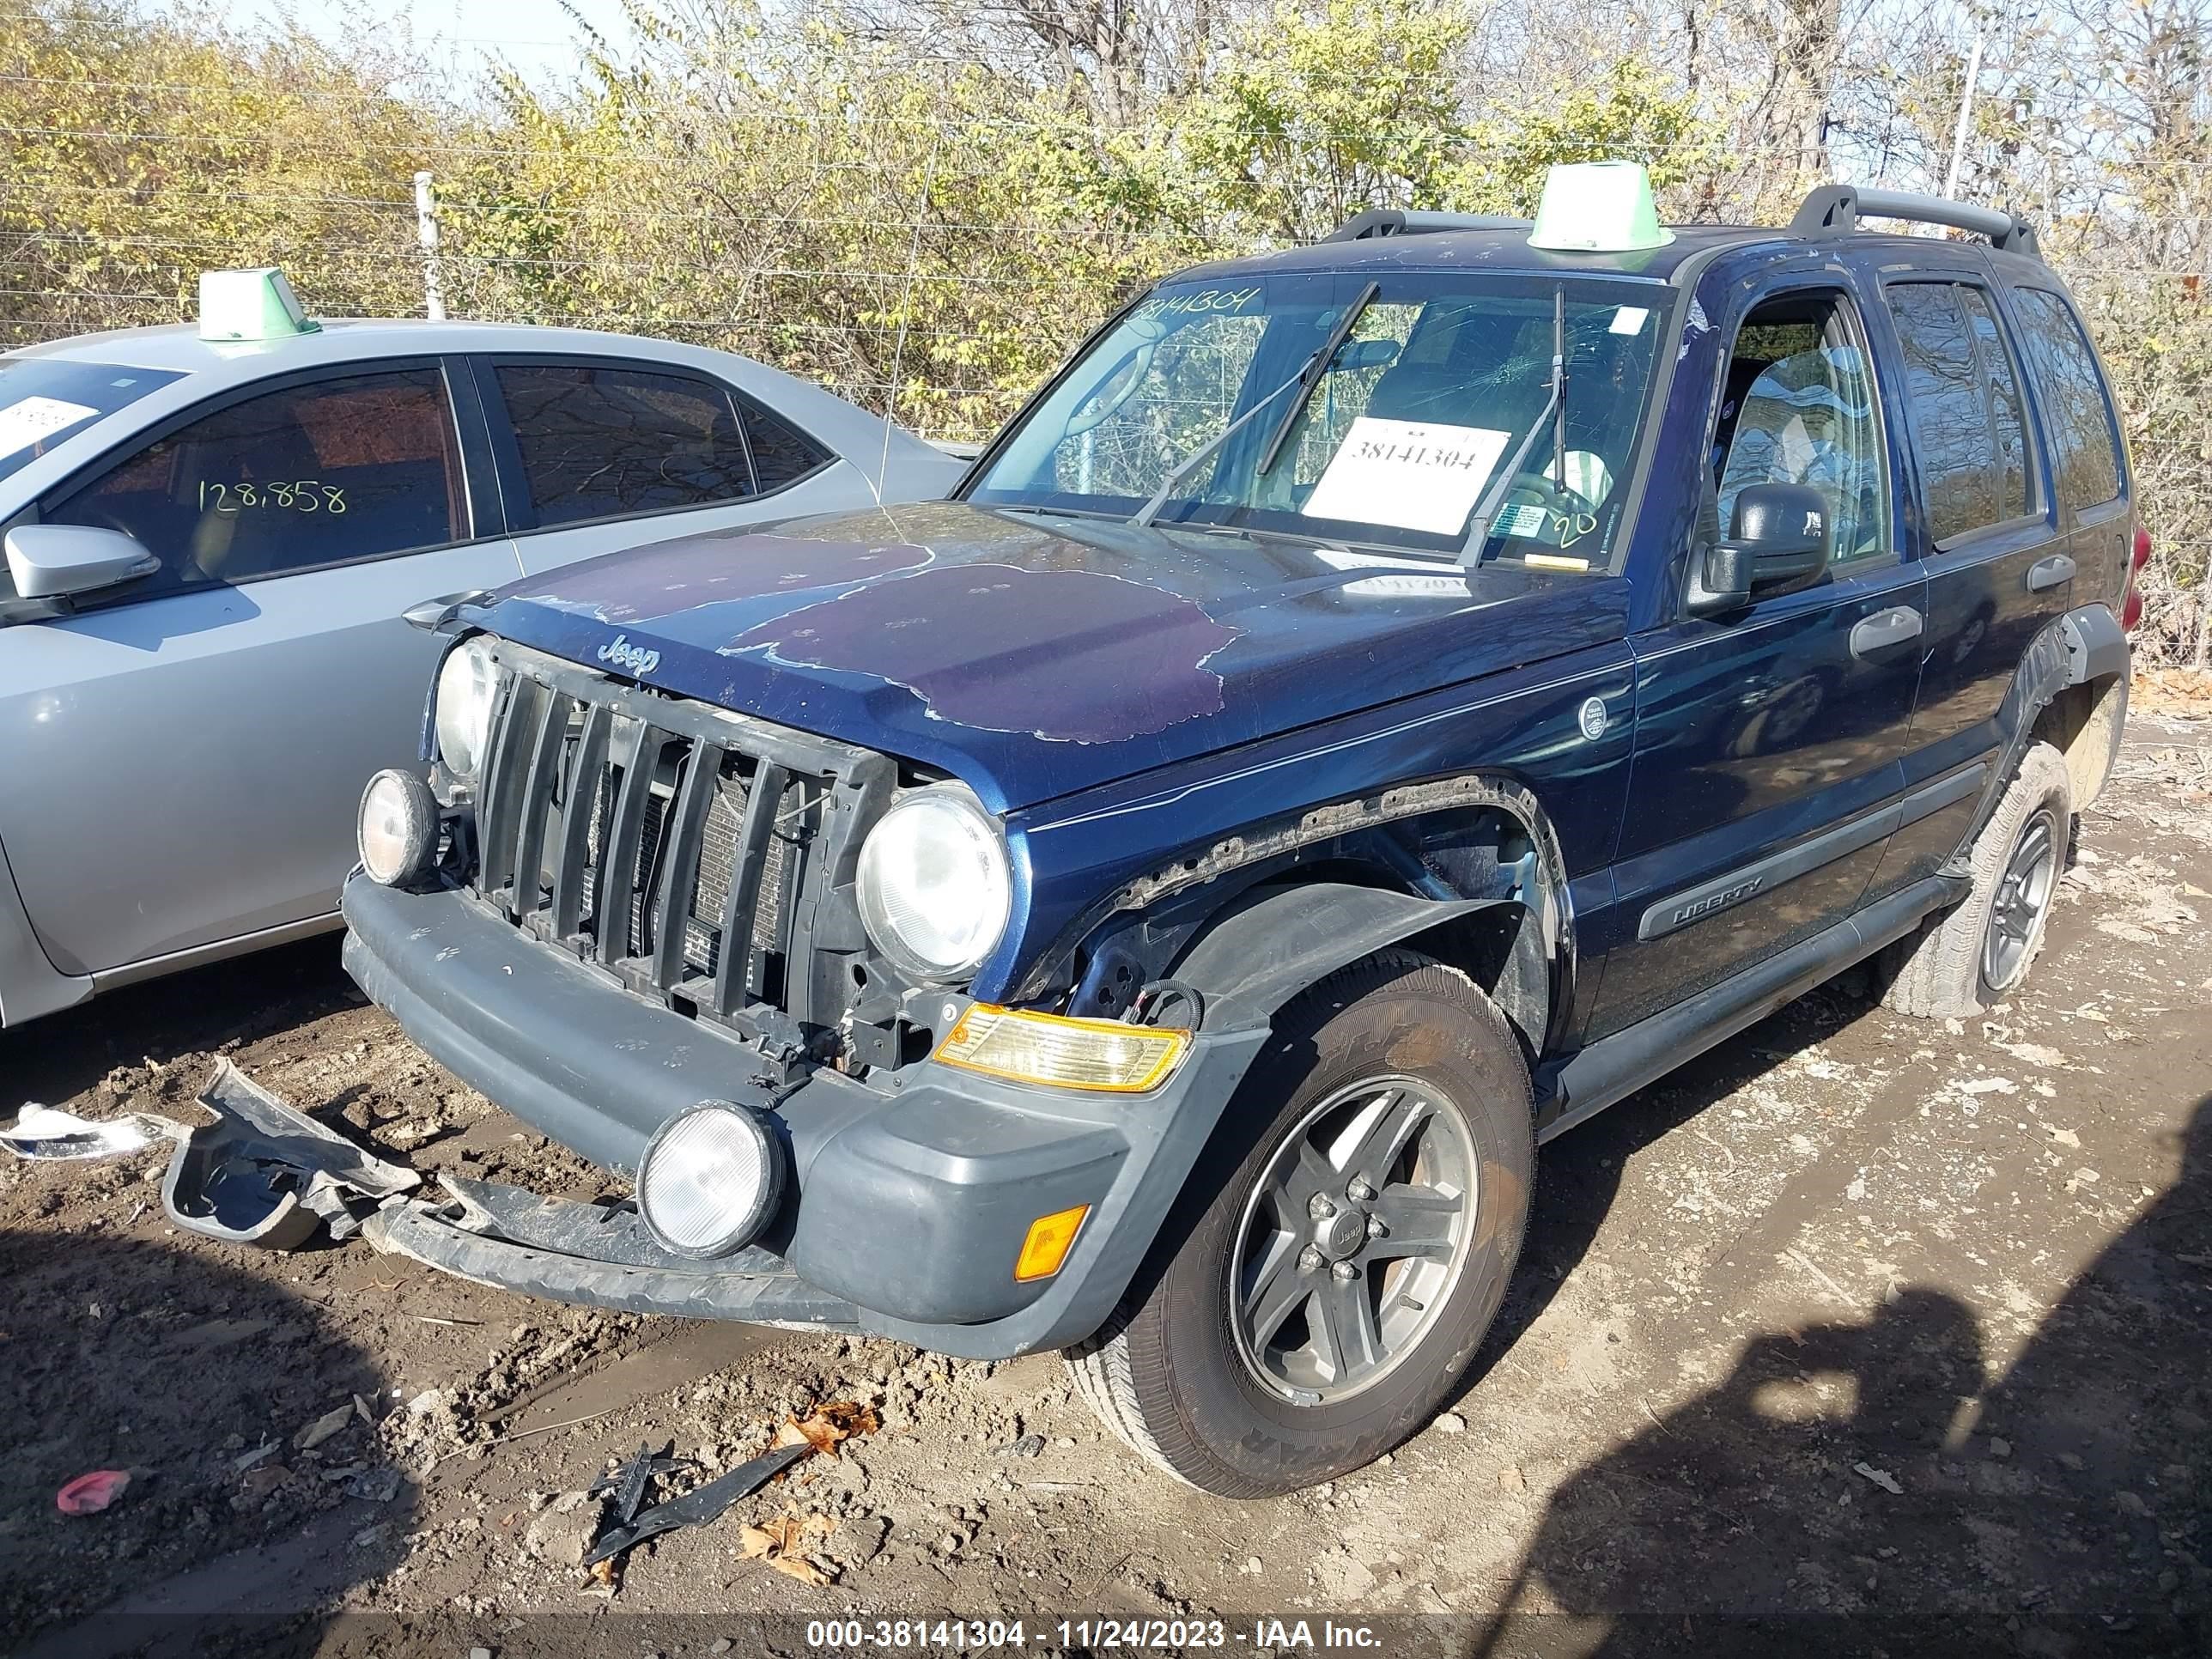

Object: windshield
[969,272,1665,568]
[0,356,184,489]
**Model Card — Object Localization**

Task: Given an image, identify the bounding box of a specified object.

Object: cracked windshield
[971,272,1664,568]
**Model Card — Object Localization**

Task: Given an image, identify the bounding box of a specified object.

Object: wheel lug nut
[1366,1214,1388,1237]
[1347,1177,1375,1202]
[1297,1245,1326,1273]
[1329,1260,1358,1282]
[1308,1194,1337,1220]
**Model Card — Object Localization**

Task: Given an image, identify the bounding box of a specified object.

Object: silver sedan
[0,311,963,1025]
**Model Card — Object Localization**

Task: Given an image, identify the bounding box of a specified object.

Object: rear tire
[1065,949,1534,1497]
[1881,741,2072,1019]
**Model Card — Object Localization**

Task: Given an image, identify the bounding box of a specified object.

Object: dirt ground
[4,704,2209,1658]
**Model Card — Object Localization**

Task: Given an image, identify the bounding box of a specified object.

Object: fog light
[357,769,441,887]
[1015,1204,1090,1282]
[637,1102,785,1259]
[934,1006,1190,1093]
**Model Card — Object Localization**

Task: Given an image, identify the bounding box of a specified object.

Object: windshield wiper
[1458,287,1567,568]
[1254,280,1381,478]
[1130,365,1313,529]
[1131,282,1381,531]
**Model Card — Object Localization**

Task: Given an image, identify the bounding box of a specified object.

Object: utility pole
[414,169,447,321]
[1943,29,1987,201]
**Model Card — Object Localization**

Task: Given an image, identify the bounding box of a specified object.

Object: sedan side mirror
[1685,483,1834,616]
[3,525,160,601]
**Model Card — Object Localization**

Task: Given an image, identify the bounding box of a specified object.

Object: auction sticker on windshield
[1302,416,1510,537]
[0,395,99,461]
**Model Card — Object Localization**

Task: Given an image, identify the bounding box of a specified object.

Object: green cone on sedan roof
[197,267,320,342]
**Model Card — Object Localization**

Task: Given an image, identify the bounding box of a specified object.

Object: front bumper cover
[342,877,1267,1358]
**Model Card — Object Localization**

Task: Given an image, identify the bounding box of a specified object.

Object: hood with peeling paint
[471,500,1632,812]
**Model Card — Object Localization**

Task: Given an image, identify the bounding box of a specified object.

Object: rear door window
[1957,288,2033,520]
[1887,282,2033,544]
[43,366,465,595]
[2010,288,2124,511]
[494,362,761,528]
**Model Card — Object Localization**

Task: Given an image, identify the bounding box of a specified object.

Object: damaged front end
[361,1175,860,1329]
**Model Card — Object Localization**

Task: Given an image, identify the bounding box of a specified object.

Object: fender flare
[1170,880,1537,1040]
[1957,601,2129,854]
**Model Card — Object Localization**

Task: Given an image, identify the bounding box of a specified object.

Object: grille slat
[548,702,613,941]
[505,690,573,921]
[714,761,788,1016]
[472,674,532,902]
[469,653,850,1036]
[649,741,724,989]
[594,720,662,965]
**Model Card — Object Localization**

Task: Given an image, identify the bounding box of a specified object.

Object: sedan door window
[495,362,765,528]
[44,367,465,595]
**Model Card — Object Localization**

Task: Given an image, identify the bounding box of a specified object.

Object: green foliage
[1180,0,1477,242]
[1445,58,1723,216]
[0,0,2202,662]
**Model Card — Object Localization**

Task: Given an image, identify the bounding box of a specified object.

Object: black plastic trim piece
[1792,184,2042,261]
[1635,767,1982,942]
[1539,872,1968,1141]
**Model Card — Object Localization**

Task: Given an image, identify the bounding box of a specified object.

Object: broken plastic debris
[589,1440,695,1526]
[161,1059,420,1250]
[583,1441,811,1569]
[57,1469,131,1515]
[2,1104,185,1161]
[6,1061,420,1253]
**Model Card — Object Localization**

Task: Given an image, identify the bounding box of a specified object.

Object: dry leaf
[769,1553,833,1586]
[785,1401,880,1456]
[739,1524,777,1559]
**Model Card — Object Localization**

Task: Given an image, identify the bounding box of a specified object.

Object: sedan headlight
[434,636,499,781]
[856,785,1012,982]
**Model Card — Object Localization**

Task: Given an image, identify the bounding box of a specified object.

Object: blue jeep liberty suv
[343,174,2141,1496]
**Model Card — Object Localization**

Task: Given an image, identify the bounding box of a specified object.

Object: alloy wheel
[1983,805,2058,990]
[1228,1074,1477,1405]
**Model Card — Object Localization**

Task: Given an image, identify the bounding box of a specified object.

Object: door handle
[1850,605,1924,659]
[2026,554,2076,592]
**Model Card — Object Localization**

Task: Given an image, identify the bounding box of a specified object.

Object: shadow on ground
[1458,975,1883,1399]
[1476,1096,2212,1657]
[1,936,356,1110]
[0,1222,414,1656]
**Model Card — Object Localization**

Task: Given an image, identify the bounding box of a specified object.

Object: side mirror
[3,525,160,601]
[1685,483,1833,616]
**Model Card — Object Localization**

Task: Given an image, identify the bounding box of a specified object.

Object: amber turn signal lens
[1014,1204,1091,1282]
[934,1005,1190,1092]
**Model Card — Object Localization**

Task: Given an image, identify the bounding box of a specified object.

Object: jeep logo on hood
[597,634,661,677]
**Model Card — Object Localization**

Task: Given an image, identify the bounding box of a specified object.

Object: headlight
[636,1102,786,1259]
[358,769,441,887]
[855,785,1012,982]
[434,636,498,780]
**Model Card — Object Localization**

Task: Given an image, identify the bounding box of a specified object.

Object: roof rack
[1322,209,1532,244]
[1791,184,2042,262]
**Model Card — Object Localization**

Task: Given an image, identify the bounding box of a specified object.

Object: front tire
[1881,741,2073,1019]
[1066,950,1534,1497]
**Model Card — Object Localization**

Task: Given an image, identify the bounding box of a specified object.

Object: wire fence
[2,122,2207,662]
